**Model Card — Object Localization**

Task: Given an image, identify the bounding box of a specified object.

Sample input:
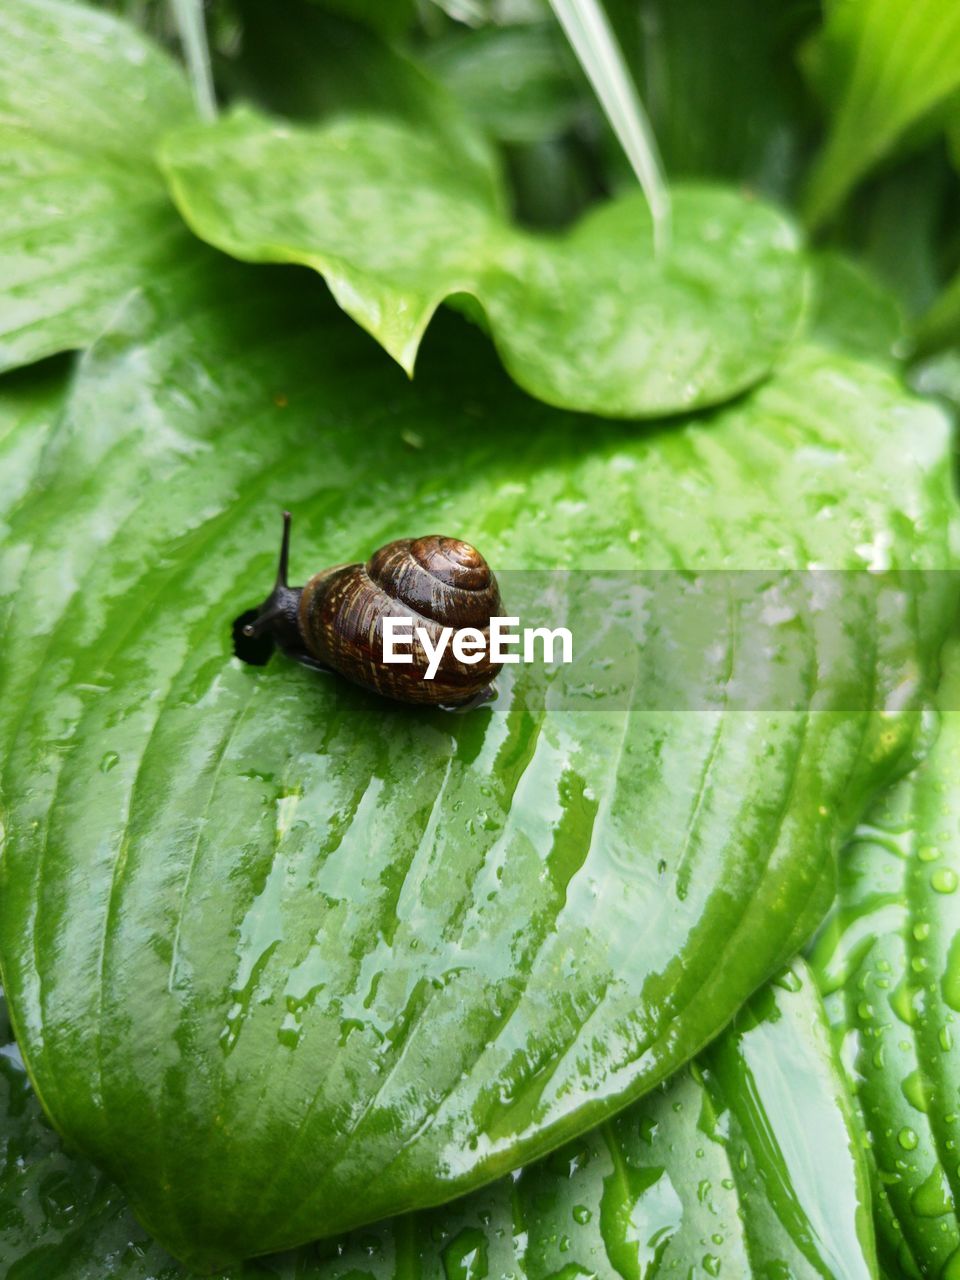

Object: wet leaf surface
[0,0,195,372]
[0,965,878,1279]
[811,643,960,1280]
[159,109,809,419]
[0,253,956,1265]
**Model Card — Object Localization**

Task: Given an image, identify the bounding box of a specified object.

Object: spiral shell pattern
[299,536,502,706]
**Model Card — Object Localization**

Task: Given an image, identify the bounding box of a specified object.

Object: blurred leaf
[170,0,216,120]
[0,0,507,376]
[811,251,906,363]
[547,0,669,248]
[310,0,415,38]
[842,150,951,321]
[230,1,604,227]
[414,17,603,227]
[0,0,195,372]
[159,109,809,418]
[0,247,957,1266]
[0,965,880,1278]
[606,0,816,200]
[911,350,960,417]
[422,21,588,145]
[501,134,600,227]
[914,144,960,354]
[422,0,549,26]
[224,0,499,186]
[803,0,960,228]
[916,268,960,354]
[810,641,960,1280]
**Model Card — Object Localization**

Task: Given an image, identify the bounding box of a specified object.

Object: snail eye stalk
[231,512,501,706]
[232,511,302,666]
[276,509,291,589]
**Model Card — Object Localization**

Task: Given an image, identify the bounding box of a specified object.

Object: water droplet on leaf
[932,868,958,894]
[898,1127,919,1151]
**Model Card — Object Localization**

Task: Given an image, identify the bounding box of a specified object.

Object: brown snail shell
[236,515,502,708]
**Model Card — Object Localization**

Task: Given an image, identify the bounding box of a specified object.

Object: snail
[234,512,503,707]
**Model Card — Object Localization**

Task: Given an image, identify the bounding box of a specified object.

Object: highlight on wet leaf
[2,0,960,1273]
[0,964,879,1278]
[810,641,960,1280]
[0,245,956,1266]
[0,0,195,371]
[159,109,808,419]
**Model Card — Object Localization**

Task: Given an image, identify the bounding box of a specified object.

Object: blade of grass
[548,0,670,252]
[170,0,216,121]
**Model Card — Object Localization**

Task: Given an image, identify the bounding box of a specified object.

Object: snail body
[236,513,502,707]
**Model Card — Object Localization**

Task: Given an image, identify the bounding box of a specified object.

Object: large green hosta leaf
[158,109,808,419]
[0,964,879,1278]
[0,251,956,1267]
[0,0,195,372]
[811,642,960,1280]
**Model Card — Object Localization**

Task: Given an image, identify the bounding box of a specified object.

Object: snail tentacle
[233,514,502,708]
